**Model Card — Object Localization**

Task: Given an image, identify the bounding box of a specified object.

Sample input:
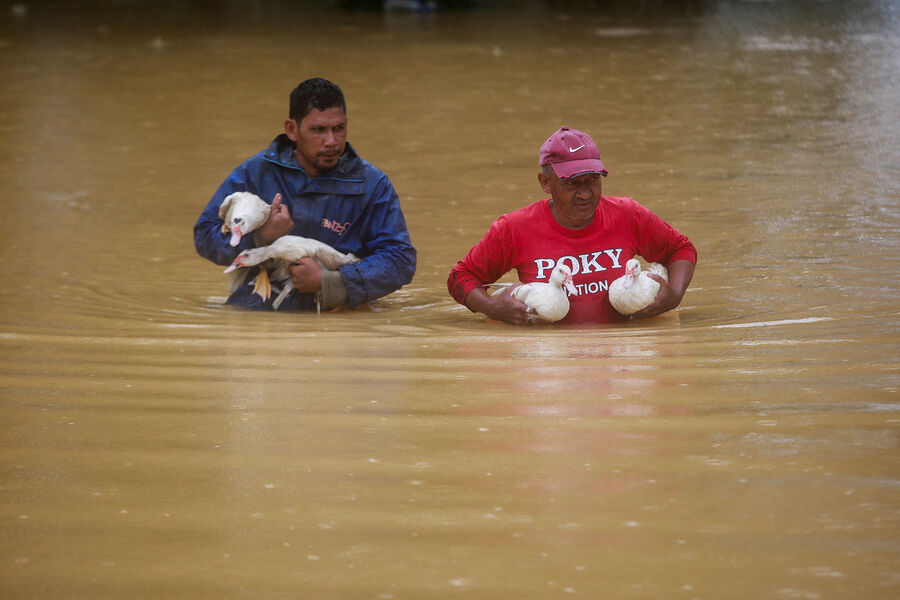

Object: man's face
[539,169,603,230]
[285,107,347,177]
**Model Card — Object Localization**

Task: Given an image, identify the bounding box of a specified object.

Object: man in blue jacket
[194,78,417,311]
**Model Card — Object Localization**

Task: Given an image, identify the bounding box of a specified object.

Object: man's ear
[284,118,299,142]
[538,171,552,194]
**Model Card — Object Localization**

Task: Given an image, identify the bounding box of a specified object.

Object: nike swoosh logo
[568,145,585,153]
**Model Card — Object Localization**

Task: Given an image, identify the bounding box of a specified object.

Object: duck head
[550,264,579,296]
[218,192,272,247]
[223,250,254,273]
[621,258,641,289]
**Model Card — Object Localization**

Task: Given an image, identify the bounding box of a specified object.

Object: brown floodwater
[1,1,898,598]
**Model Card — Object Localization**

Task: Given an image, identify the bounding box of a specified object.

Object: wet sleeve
[447,217,515,308]
[319,269,349,309]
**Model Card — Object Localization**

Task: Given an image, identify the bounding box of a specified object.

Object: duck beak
[564,276,578,296]
[223,260,241,274]
[622,274,634,289]
[229,227,243,247]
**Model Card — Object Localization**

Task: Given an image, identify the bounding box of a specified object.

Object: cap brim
[551,159,608,180]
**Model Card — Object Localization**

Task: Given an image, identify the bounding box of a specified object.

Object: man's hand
[288,257,323,293]
[261,193,293,244]
[465,286,533,326]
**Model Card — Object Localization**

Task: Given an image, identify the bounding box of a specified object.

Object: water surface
[1,1,898,598]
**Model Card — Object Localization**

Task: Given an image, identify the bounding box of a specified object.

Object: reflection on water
[1,1,898,598]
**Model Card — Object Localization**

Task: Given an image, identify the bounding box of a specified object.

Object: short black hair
[289,78,346,122]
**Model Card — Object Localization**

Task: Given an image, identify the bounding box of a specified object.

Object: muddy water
[1,1,898,598]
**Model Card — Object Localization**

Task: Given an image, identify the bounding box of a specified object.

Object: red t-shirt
[447,197,697,324]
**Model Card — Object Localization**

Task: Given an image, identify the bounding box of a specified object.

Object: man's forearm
[667,259,695,301]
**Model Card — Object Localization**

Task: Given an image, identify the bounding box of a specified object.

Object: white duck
[489,264,578,323]
[218,191,271,247]
[224,235,360,311]
[608,258,668,316]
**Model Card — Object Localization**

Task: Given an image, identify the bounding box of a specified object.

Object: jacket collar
[264,134,365,182]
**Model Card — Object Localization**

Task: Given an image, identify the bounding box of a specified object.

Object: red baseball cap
[539,127,608,180]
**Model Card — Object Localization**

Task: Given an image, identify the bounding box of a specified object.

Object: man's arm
[194,180,246,267]
[448,216,535,324]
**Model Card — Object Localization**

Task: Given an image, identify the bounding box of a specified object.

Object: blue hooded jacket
[194,135,416,310]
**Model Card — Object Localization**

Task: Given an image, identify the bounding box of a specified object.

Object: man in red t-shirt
[447,127,697,325]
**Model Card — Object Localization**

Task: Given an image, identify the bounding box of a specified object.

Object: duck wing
[647,262,668,281]
[270,236,360,269]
